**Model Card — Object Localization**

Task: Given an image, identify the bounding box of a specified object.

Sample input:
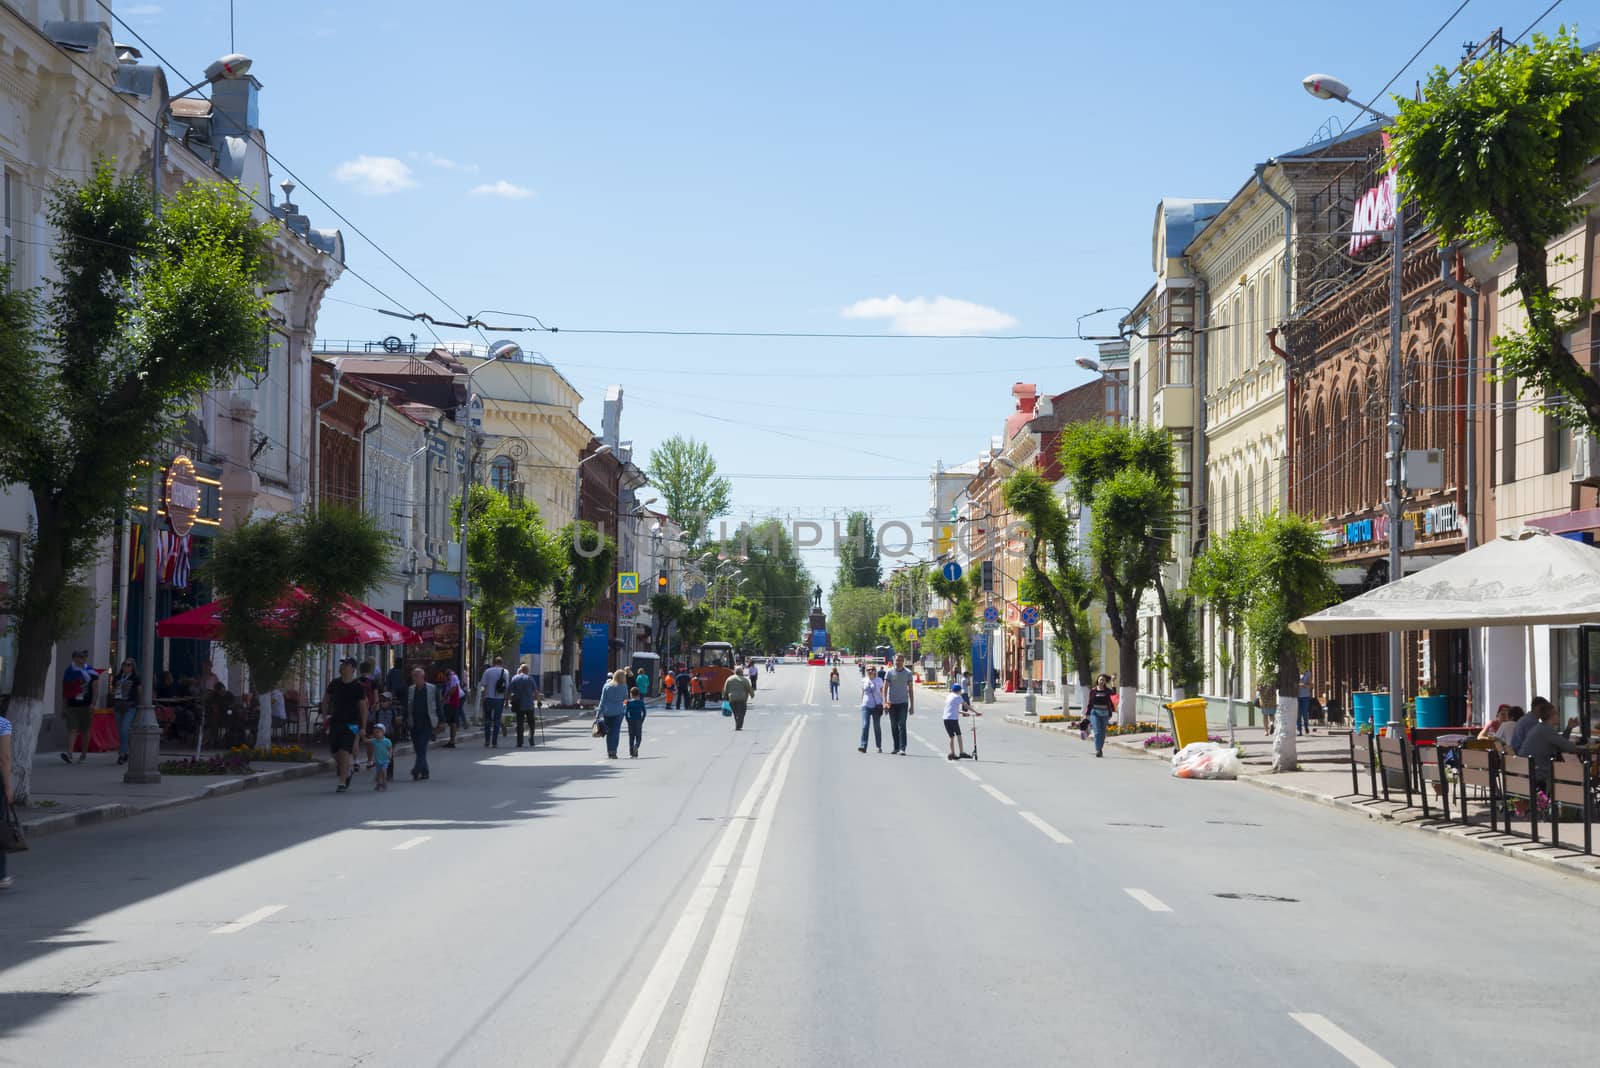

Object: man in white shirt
[478,656,511,749]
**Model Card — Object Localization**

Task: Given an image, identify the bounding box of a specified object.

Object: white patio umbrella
[1292,528,1600,637]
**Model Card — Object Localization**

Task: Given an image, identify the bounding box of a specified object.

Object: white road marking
[1123,888,1171,912]
[598,716,805,1068]
[592,758,611,766]
[1019,811,1073,844]
[980,784,1016,806]
[956,767,981,782]
[211,905,285,935]
[802,669,817,706]
[393,836,432,851]
[1289,1014,1397,1068]
[491,800,516,810]
[665,716,808,1067]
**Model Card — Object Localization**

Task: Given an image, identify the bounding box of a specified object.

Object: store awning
[1293,529,1600,637]
[156,589,422,645]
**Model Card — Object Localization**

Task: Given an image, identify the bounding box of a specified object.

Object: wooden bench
[1414,742,1451,822]
[1347,731,1378,799]
[1549,758,1592,855]
[1502,754,1540,844]
[1378,733,1413,808]
[1459,747,1501,833]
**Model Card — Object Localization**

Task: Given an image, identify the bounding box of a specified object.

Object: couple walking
[858,653,914,755]
[595,668,650,759]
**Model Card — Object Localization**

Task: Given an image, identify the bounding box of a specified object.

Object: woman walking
[596,668,629,759]
[110,658,140,766]
[1086,673,1115,758]
[828,666,840,701]
[858,665,885,754]
[441,669,463,748]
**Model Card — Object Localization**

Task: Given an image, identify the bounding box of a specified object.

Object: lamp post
[1304,72,1406,739]
[128,52,253,787]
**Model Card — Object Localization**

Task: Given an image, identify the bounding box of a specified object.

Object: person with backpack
[60,650,100,765]
[479,656,511,748]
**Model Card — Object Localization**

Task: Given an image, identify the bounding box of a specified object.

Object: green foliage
[207,507,392,692]
[677,602,710,650]
[833,511,882,590]
[551,521,618,674]
[706,594,763,650]
[1188,521,1258,696]
[928,618,970,668]
[887,564,931,618]
[876,612,912,655]
[1243,513,1338,686]
[1003,466,1097,685]
[0,163,274,685]
[828,585,891,653]
[646,435,732,547]
[1392,28,1600,430]
[707,519,814,651]
[650,592,687,656]
[457,485,557,657]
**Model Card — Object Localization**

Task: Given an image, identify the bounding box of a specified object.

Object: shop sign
[1349,133,1397,256]
[1325,515,1390,549]
[1423,502,1459,535]
[164,455,201,536]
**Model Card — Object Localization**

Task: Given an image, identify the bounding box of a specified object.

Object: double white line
[600,714,809,1068]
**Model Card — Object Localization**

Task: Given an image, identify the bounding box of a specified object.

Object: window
[1245,284,1257,368]
[1500,371,1518,485]
[490,455,516,494]
[2,169,14,289]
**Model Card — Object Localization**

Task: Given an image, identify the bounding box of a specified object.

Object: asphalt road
[3,665,1599,1067]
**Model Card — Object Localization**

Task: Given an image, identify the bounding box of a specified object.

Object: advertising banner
[403,600,464,686]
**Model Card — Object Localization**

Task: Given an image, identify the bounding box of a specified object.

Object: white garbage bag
[1170,741,1242,780]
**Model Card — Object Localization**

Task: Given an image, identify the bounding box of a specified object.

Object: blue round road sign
[941,561,963,582]
[620,598,636,617]
[983,605,1000,624]
[1020,606,1040,626]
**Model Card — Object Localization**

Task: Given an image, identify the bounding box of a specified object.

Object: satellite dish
[488,339,522,361]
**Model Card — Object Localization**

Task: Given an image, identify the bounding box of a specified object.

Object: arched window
[1244,465,1256,520]
[1246,283,1258,368]
[490,455,516,494]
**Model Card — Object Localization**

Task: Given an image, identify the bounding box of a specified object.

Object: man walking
[883,652,916,756]
[326,657,369,792]
[675,665,692,710]
[479,656,511,748]
[405,667,439,780]
[60,650,100,765]
[721,669,752,730]
[509,662,541,747]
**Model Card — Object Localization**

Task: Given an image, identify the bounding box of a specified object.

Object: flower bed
[230,744,316,763]
[1039,714,1067,723]
[1104,721,1162,737]
[1143,733,1176,749]
[159,754,256,776]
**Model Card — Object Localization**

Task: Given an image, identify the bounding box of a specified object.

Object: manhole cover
[1107,821,1165,829]
[1213,892,1298,903]
[1205,819,1262,827]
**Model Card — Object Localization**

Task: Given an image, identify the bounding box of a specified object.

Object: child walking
[625,686,647,758]
[371,722,393,790]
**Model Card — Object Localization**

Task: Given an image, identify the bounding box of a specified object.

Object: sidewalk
[16,712,573,838]
[1002,713,1600,885]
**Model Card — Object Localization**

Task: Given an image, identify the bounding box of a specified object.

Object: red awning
[156,589,421,645]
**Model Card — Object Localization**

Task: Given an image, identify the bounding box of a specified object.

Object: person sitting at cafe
[156,670,179,700]
[1479,704,1523,750]
[1510,696,1553,753]
[1515,701,1580,790]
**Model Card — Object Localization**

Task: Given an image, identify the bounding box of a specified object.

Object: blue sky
[131,0,1574,586]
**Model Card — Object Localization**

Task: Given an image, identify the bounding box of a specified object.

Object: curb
[18,715,576,840]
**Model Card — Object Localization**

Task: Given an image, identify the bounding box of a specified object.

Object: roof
[1273,118,1383,162]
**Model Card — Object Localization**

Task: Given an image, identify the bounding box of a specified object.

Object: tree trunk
[1512,237,1600,427]
[559,612,579,706]
[7,501,71,805]
[255,690,276,751]
[1117,636,1139,728]
[1271,655,1299,773]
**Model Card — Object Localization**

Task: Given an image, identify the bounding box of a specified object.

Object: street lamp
[1304,71,1404,741]
[128,52,254,787]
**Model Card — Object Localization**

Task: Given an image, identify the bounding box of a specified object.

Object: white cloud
[123,4,162,15]
[412,151,479,173]
[332,155,415,195]
[839,295,1018,336]
[469,180,534,200]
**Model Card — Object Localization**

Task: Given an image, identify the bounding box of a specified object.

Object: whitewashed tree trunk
[1073,682,1089,715]
[255,691,275,750]
[7,695,45,805]
[1118,685,1137,728]
[1271,694,1299,772]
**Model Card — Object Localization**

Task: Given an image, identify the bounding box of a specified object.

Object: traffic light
[657,570,668,590]
[981,560,994,592]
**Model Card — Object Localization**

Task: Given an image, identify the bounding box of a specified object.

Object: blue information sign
[942,561,963,582]
[514,606,543,657]
[580,622,610,700]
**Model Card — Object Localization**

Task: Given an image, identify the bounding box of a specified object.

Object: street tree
[1188,520,1257,703]
[677,601,710,651]
[712,519,812,652]
[646,435,732,547]
[827,585,891,653]
[208,507,391,750]
[1245,513,1338,772]
[1061,422,1176,725]
[649,592,687,660]
[457,485,558,661]
[876,613,912,656]
[0,164,272,802]
[707,594,763,651]
[1392,28,1600,430]
[1002,468,1097,710]
[833,511,881,590]
[551,521,617,705]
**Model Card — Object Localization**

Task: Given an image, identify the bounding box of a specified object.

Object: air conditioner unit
[1574,431,1600,485]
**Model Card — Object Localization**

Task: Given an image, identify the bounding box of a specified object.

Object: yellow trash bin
[1166,698,1209,749]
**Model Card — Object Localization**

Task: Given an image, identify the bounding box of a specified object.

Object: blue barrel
[1352,692,1373,732]
[1370,693,1392,731]
[1415,694,1449,729]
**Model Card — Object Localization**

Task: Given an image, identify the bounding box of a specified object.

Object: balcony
[1151,383,1194,429]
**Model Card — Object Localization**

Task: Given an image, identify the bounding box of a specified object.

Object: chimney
[210,74,262,143]
[602,386,623,449]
